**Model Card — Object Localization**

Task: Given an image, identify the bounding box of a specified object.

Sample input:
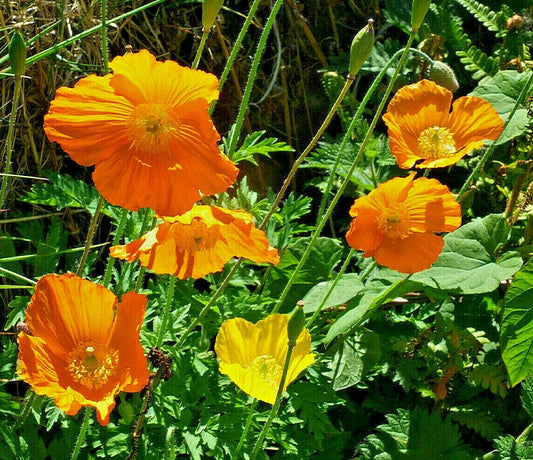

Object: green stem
[0,266,36,285]
[250,344,295,459]
[192,32,209,69]
[0,76,22,210]
[516,420,533,443]
[156,276,177,348]
[306,248,355,329]
[316,46,418,222]
[100,0,109,73]
[272,33,417,313]
[226,0,285,159]
[209,0,263,116]
[76,195,104,277]
[14,390,35,430]
[232,399,258,459]
[457,69,533,200]
[102,208,129,288]
[70,407,92,460]
[175,259,244,349]
[259,77,354,231]
[134,214,158,291]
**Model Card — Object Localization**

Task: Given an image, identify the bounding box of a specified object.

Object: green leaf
[412,214,522,294]
[493,435,533,460]
[328,331,381,391]
[302,273,363,314]
[501,258,533,386]
[325,273,422,345]
[356,408,473,459]
[231,130,293,165]
[520,378,533,419]
[471,70,533,145]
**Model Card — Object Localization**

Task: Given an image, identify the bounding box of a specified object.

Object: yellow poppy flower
[214,314,315,404]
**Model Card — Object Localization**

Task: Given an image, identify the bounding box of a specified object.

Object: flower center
[178,218,220,252]
[67,341,118,390]
[248,355,283,389]
[418,126,456,159]
[128,103,179,152]
[376,204,411,239]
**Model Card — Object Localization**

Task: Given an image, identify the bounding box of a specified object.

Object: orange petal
[24,274,116,358]
[448,95,504,152]
[374,232,445,273]
[405,178,462,233]
[109,50,219,107]
[383,80,453,169]
[44,74,133,166]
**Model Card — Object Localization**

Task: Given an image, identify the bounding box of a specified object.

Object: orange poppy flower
[383,79,503,169]
[214,314,315,404]
[17,273,149,425]
[345,173,461,273]
[110,205,280,279]
[44,50,238,216]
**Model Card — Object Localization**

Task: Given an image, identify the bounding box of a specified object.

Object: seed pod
[202,0,224,34]
[9,28,27,78]
[429,61,459,92]
[287,301,306,347]
[348,19,375,78]
[411,0,432,32]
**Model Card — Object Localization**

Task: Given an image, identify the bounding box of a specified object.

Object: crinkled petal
[374,232,445,273]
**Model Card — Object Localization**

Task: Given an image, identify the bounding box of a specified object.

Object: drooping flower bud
[348,19,375,78]
[429,61,459,92]
[411,0,432,32]
[202,0,224,34]
[287,300,306,347]
[9,28,27,78]
[506,14,523,31]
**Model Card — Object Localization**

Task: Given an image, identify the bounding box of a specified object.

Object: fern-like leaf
[469,364,508,398]
[455,0,508,34]
[450,407,503,440]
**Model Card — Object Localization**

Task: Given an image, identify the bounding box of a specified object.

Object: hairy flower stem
[272,32,417,313]
[457,70,533,200]
[250,343,295,459]
[156,275,177,347]
[175,259,243,350]
[13,390,35,431]
[226,0,285,158]
[208,0,263,116]
[259,77,354,231]
[100,0,109,73]
[76,196,104,277]
[70,407,92,460]
[232,399,258,459]
[306,248,355,329]
[316,46,427,223]
[192,32,209,70]
[0,76,22,210]
[103,208,129,288]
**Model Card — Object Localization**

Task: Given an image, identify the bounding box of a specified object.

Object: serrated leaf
[232,130,293,165]
[501,259,533,386]
[471,70,533,144]
[412,214,522,294]
[450,407,503,441]
[494,435,533,460]
[521,378,533,419]
[302,273,363,314]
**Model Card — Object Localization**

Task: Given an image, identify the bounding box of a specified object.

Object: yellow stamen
[418,126,456,159]
[178,218,220,252]
[248,355,283,389]
[67,341,118,389]
[128,103,179,152]
[376,204,410,239]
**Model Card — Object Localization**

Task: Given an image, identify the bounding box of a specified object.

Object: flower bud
[9,28,27,78]
[429,61,459,92]
[287,301,306,347]
[348,19,375,78]
[411,0,432,32]
[202,0,224,34]
[506,14,523,31]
